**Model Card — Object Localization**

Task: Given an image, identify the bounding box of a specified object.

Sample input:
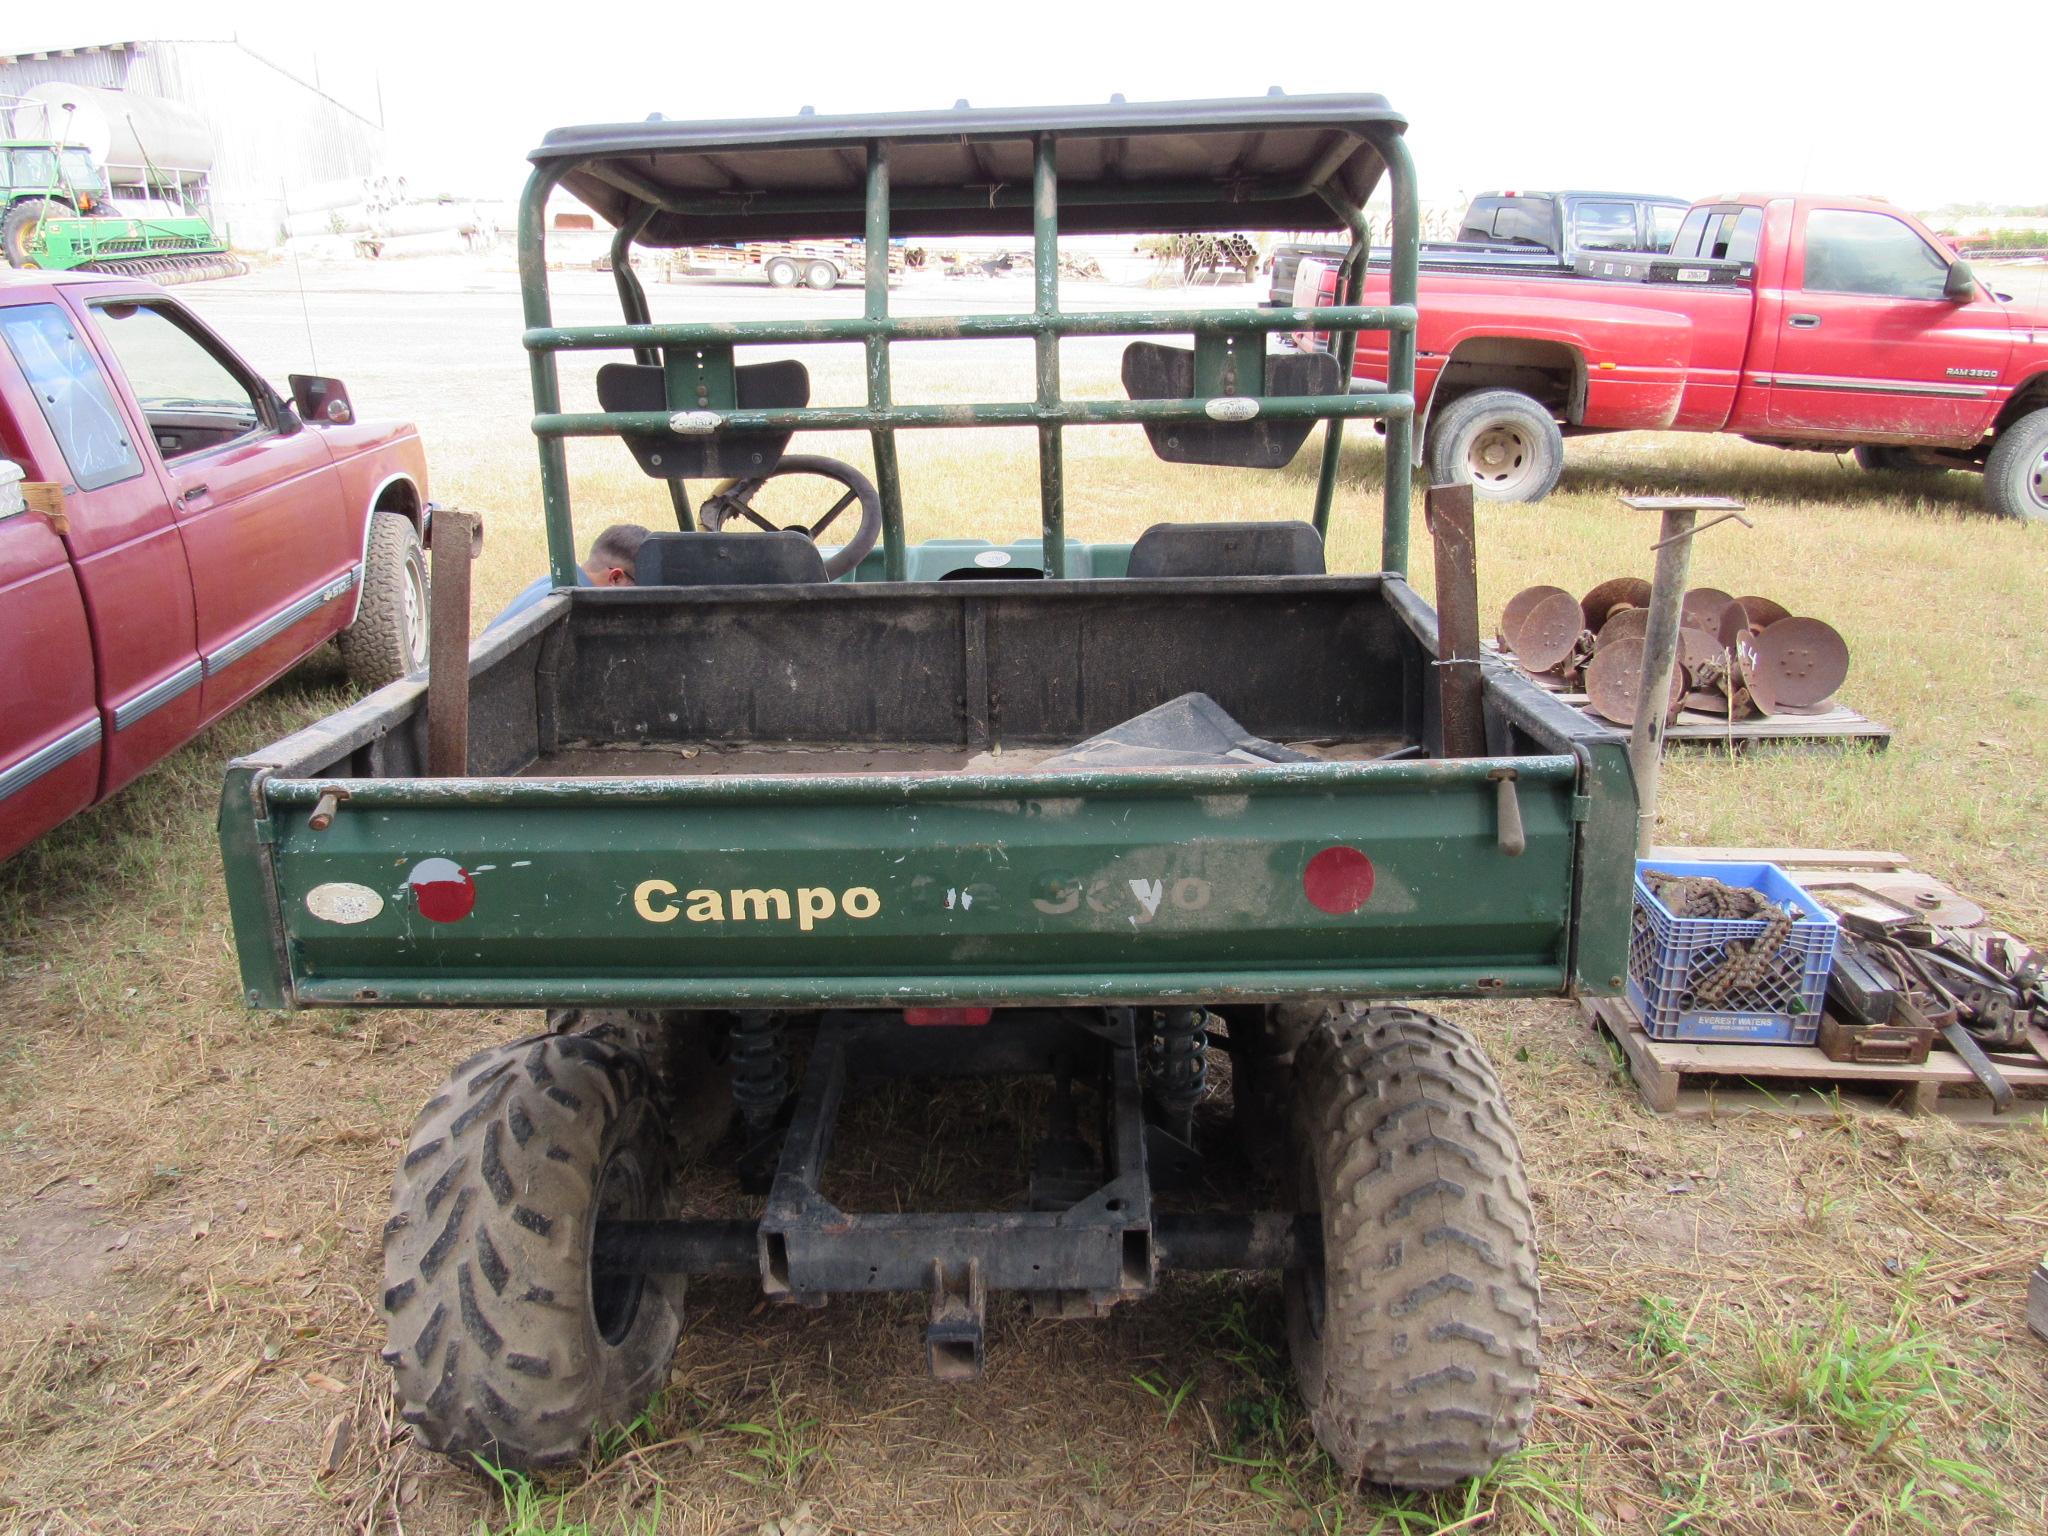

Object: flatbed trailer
[219,93,1636,1490]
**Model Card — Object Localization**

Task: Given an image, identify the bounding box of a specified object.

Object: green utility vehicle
[2,100,240,282]
[218,94,1635,1489]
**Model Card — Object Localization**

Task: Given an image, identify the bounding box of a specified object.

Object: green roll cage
[515,94,1420,588]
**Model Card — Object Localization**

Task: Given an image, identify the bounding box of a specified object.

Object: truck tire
[1284,1004,1539,1489]
[804,260,837,291]
[765,256,799,288]
[3,199,64,268]
[547,1008,734,1163]
[1424,389,1565,503]
[337,511,429,690]
[1853,445,1946,476]
[1983,408,2048,523]
[381,1032,680,1471]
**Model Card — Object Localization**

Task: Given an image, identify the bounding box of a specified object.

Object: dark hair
[587,523,650,573]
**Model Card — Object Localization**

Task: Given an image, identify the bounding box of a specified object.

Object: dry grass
[1,262,2044,1534]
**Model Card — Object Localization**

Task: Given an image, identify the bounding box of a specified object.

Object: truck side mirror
[290,373,355,426]
[1944,259,1977,302]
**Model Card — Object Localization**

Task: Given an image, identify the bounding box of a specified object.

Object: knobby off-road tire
[337,510,429,689]
[546,1008,735,1163]
[1983,407,2048,523]
[382,1032,680,1470]
[1424,388,1565,504]
[1284,1004,1540,1490]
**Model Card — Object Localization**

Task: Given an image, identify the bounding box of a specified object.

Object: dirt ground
[1,255,2045,1535]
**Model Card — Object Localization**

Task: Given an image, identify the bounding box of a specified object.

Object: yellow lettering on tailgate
[634,879,679,923]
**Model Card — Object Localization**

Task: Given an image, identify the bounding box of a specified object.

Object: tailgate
[226,757,1582,1009]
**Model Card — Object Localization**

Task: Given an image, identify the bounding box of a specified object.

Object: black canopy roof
[531,93,1403,244]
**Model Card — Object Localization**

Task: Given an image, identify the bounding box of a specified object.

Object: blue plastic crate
[1626,860,1837,1044]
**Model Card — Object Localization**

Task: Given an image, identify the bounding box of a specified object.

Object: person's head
[580,523,649,587]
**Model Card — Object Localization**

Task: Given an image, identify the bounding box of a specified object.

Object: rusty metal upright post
[427,509,482,777]
[1424,483,1485,759]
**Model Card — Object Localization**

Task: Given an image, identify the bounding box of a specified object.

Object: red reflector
[903,1007,993,1027]
[1303,845,1375,914]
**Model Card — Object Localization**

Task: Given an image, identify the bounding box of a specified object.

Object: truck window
[1485,198,1550,247]
[1571,201,1638,251]
[89,301,265,458]
[1801,209,1950,300]
[1648,205,1682,252]
[0,303,144,490]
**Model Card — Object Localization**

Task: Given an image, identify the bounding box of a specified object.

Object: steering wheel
[697,454,883,580]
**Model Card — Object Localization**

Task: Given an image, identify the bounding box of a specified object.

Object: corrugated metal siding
[0,44,136,94]
[0,39,384,248]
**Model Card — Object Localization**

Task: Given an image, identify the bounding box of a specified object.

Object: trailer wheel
[381,1032,679,1471]
[1424,389,1564,503]
[3,199,64,268]
[804,260,837,291]
[338,510,429,689]
[1284,1004,1539,1489]
[1852,444,1947,477]
[1983,407,2048,523]
[765,256,799,288]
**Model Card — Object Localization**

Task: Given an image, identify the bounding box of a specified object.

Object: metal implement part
[1746,616,1850,712]
[1510,590,1588,674]
[1579,576,1651,634]
[1500,583,1573,648]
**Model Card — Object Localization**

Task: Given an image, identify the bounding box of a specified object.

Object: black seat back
[634,531,829,586]
[1121,343,1342,468]
[1126,521,1326,579]
[597,358,809,479]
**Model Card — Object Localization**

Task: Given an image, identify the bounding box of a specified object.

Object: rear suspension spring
[728,1011,788,1135]
[1147,1007,1209,1142]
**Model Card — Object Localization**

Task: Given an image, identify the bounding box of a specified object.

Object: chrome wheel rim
[2029,445,2048,516]
[402,552,428,671]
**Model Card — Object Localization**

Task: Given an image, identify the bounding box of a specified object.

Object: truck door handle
[177,483,211,505]
[1788,313,1821,329]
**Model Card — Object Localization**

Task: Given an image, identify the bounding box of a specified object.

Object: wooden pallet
[1587,996,2048,1121]
[1489,646,1892,748]
[1597,846,2046,1121]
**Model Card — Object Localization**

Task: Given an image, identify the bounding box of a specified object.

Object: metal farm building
[0,38,385,248]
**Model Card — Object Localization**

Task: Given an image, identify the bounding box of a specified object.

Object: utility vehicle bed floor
[523,737,1412,778]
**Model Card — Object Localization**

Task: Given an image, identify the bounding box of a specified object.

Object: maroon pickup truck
[1300,193,2048,519]
[0,270,431,860]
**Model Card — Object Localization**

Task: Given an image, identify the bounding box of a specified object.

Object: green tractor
[2,96,243,284]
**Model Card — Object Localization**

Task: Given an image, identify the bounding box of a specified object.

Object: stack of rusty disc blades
[1498,581,1850,727]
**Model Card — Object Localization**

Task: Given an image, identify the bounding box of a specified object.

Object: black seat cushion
[634,531,828,586]
[597,358,809,479]
[1125,521,1326,579]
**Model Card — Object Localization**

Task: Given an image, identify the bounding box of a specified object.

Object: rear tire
[381,1032,680,1471]
[804,260,837,291]
[1424,389,1565,503]
[1983,408,2048,523]
[1853,444,1946,476]
[765,256,799,288]
[337,510,429,689]
[3,199,65,268]
[1284,1004,1539,1490]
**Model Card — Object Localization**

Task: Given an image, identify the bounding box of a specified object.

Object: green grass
[724,1385,826,1491]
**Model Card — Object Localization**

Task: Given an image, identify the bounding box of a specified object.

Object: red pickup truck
[1301,194,2048,520]
[0,270,431,860]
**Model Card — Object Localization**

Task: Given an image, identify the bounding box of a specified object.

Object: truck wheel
[337,511,429,690]
[765,256,799,288]
[804,260,837,291]
[3,199,64,268]
[1983,408,2048,523]
[1284,1004,1539,1490]
[1853,445,1946,476]
[1425,390,1564,503]
[547,1008,735,1163]
[381,1032,680,1471]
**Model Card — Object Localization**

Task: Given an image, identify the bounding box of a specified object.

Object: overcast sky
[7,3,2038,212]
